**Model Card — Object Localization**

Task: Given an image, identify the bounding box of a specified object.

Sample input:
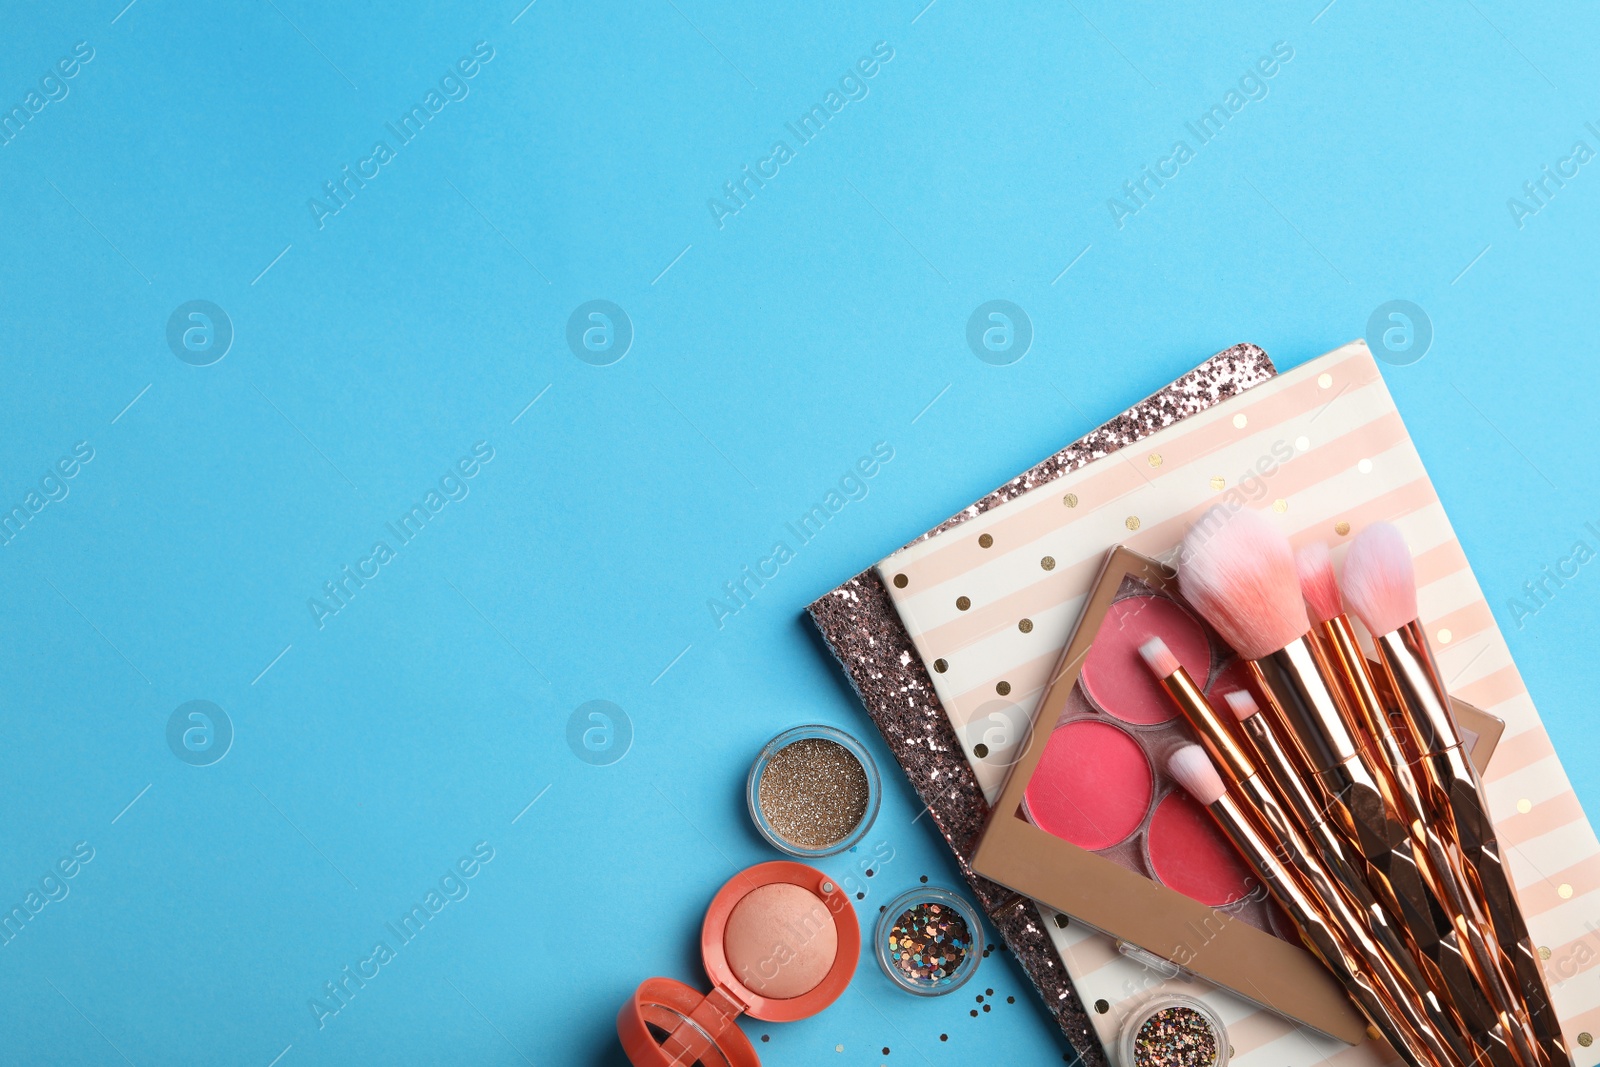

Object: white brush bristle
[1167,744,1227,805]
[1341,522,1418,637]
[1222,689,1259,722]
[1138,636,1180,677]
[1296,542,1343,625]
[1179,508,1309,659]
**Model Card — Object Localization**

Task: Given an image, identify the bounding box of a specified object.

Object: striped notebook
[877,341,1600,1066]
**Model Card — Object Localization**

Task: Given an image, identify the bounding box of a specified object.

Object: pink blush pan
[1023,718,1152,850]
[1146,791,1257,907]
[1081,594,1211,726]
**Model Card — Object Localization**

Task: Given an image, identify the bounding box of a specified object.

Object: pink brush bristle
[1179,507,1309,660]
[1296,542,1343,625]
[1167,744,1227,805]
[1222,689,1259,722]
[1138,636,1181,677]
[1341,522,1419,637]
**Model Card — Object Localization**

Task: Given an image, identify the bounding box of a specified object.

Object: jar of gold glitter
[1116,994,1229,1067]
[747,724,881,858]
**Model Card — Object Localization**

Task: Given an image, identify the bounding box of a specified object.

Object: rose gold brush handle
[1315,617,1544,1067]
[1249,645,1544,1067]
[1153,667,1479,1067]
[1233,703,1520,1067]
[1376,621,1571,1067]
[1207,791,1453,1067]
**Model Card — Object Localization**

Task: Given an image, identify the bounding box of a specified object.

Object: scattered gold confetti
[1518,798,1533,814]
[1148,453,1163,467]
[996,681,1011,696]
[1018,619,1033,633]
[978,533,993,549]
[956,596,971,611]
[1210,476,1225,491]
[1272,499,1288,513]
[1126,516,1141,531]
[893,573,908,588]
[1335,521,1351,536]
[1540,945,1552,960]
[1041,556,1055,571]
[1063,493,1078,508]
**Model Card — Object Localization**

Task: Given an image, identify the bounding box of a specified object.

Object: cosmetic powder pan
[617,861,859,1066]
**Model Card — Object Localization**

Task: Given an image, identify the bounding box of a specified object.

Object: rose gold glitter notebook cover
[806,343,1277,1066]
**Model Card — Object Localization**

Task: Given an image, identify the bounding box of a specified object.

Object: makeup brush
[1166,744,1449,1067]
[1344,524,1570,1067]
[1140,637,1479,1067]
[1226,689,1519,1067]
[1182,508,1541,1067]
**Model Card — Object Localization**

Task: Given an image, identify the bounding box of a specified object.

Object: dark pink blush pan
[1081,594,1211,726]
[1023,719,1152,851]
[1146,791,1257,907]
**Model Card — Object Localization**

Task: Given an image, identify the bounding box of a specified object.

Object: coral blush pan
[1023,719,1152,850]
[1081,594,1211,726]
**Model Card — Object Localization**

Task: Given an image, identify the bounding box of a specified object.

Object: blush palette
[973,547,1369,1043]
[1021,575,1283,929]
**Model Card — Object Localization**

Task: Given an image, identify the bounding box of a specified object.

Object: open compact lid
[618,861,859,1066]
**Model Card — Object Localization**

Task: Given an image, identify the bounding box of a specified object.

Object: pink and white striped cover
[877,342,1600,1066]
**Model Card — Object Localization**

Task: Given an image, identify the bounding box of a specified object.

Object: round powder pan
[1080,593,1211,727]
[747,724,881,857]
[1022,718,1154,851]
[1143,791,1258,908]
[618,861,859,1067]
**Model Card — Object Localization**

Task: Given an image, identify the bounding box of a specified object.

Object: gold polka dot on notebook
[1094,1000,1109,1015]
[933,658,948,673]
[1272,499,1288,513]
[1335,521,1351,536]
[996,681,1011,696]
[1125,516,1141,531]
[1518,798,1533,813]
[1318,372,1333,389]
[1210,476,1225,491]
[1147,453,1162,468]
[1063,492,1078,508]
[1437,628,1452,644]
[1041,556,1056,571]
[978,533,993,549]
[1539,945,1552,960]
[1358,458,1373,474]
[1233,413,1248,429]
[973,743,989,758]
[1018,619,1033,633]
[1578,1032,1592,1048]
[956,596,971,611]
[893,573,908,588]
[1295,435,1310,452]
[1559,883,1573,899]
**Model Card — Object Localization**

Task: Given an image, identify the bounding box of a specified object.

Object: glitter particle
[1560,883,1573,899]
[1295,435,1310,451]
[978,533,994,549]
[1580,1033,1593,1048]
[1437,628,1452,644]
[1318,372,1333,388]
[933,658,948,673]
[1040,556,1055,571]
[1335,521,1351,536]
[756,738,870,851]
[956,596,971,611]
[1209,476,1225,491]
[893,573,908,588]
[1063,493,1079,508]
[1272,499,1287,513]
[1518,798,1532,814]
[996,681,1011,696]
[1132,1005,1219,1067]
[1018,619,1033,633]
[1232,414,1248,429]
[1126,516,1141,531]
[1358,458,1373,474]
[1148,453,1162,467]
[1539,945,1552,960]
[886,900,972,988]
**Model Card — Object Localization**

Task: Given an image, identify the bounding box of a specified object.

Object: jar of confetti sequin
[873,886,984,996]
[747,724,881,858]
[1116,994,1229,1067]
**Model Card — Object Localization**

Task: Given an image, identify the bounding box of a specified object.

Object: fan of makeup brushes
[1137,508,1568,1067]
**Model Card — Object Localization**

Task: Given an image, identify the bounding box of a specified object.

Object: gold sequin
[1018,619,1033,633]
[955,596,971,611]
[996,681,1011,696]
[1437,628,1452,644]
[1063,493,1078,508]
[1094,999,1110,1014]
[1233,413,1248,429]
[1518,798,1533,814]
[1210,476,1225,491]
[1041,556,1056,571]
[978,533,993,549]
[1579,1033,1592,1048]
[973,743,989,759]
[1318,372,1333,389]
[1335,521,1351,536]
[1147,453,1162,468]
[1559,883,1574,899]
[893,573,908,588]
[1539,945,1552,960]
[1125,516,1141,531]
[1272,499,1288,513]
[1358,458,1373,474]
[933,658,948,673]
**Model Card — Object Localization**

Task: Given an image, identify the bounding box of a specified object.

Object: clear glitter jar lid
[1116,994,1229,1067]
[873,885,984,996]
[747,724,881,858]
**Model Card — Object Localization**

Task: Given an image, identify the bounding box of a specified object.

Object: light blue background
[2,0,1597,1064]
